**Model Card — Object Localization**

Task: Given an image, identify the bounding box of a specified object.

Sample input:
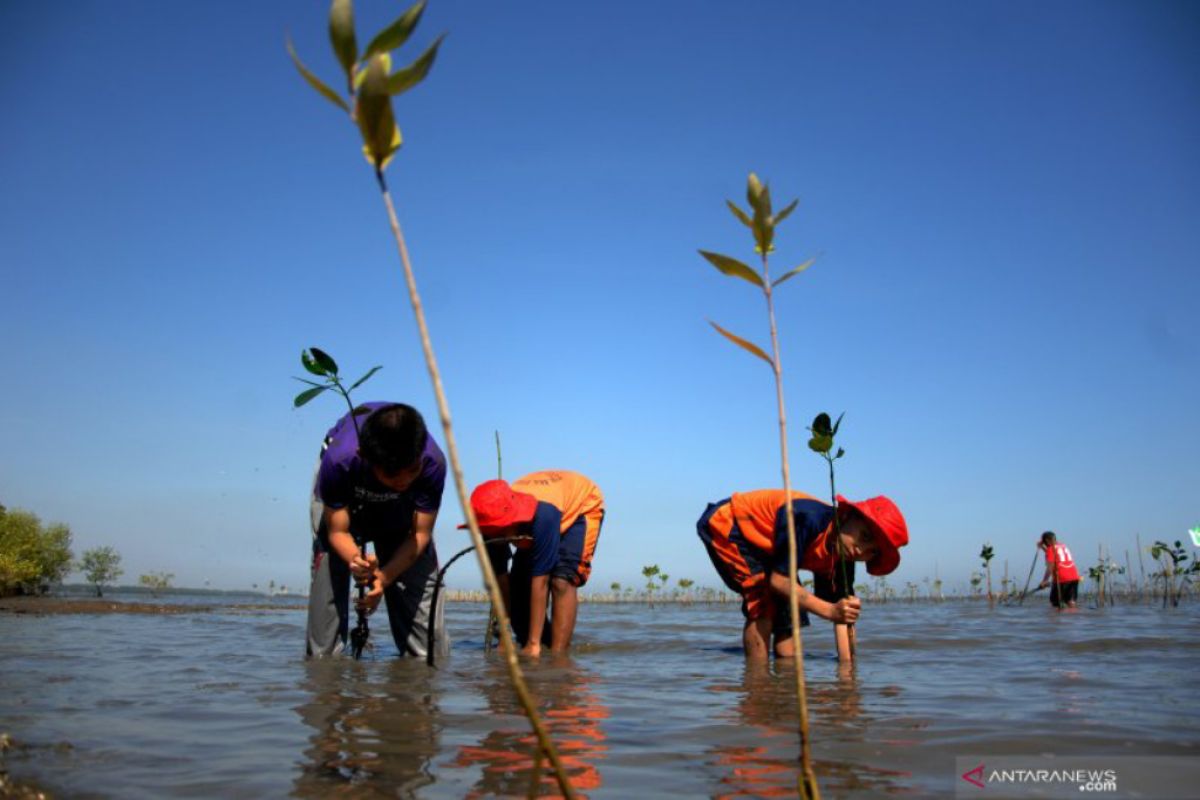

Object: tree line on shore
[0,502,170,598]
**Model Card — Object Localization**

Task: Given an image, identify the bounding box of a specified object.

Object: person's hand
[830,597,861,624]
[355,575,384,615]
[351,552,379,583]
[1037,581,1049,590]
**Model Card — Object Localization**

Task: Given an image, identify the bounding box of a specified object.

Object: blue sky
[2,0,1197,593]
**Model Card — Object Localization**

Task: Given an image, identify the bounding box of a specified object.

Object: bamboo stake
[375,171,576,799]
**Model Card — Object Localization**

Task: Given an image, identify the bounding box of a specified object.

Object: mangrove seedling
[807,411,855,661]
[293,345,381,659]
[1150,540,1190,608]
[980,544,995,605]
[288,2,574,793]
[698,173,820,800]
[642,564,660,607]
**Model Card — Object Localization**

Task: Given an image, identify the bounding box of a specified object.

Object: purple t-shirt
[315,402,446,538]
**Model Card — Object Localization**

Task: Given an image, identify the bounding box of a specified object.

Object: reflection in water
[708,661,910,799]
[293,659,442,798]
[453,657,609,798]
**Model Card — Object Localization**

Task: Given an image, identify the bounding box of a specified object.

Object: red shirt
[1045,543,1080,583]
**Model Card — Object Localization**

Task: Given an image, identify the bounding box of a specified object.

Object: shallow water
[1,596,1197,798]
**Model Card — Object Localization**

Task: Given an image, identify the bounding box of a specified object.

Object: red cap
[458,479,538,533]
[837,494,908,576]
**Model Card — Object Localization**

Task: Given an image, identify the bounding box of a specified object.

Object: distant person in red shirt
[465,471,605,656]
[1037,531,1080,608]
[696,489,909,659]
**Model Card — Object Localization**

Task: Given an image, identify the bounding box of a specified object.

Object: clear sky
[2,1,1197,593]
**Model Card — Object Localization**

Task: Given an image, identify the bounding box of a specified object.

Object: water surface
[1,596,1197,797]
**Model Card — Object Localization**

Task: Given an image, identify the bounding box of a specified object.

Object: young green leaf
[348,365,383,391]
[773,198,799,226]
[301,349,331,377]
[726,200,753,229]
[294,385,330,407]
[808,433,833,454]
[835,447,845,459]
[386,34,446,97]
[831,411,845,436]
[810,412,833,436]
[771,257,816,288]
[356,53,402,169]
[363,0,427,59]
[328,0,358,89]
[293,377,326,388]
[307,347,340,375]
[698,250,764,287]
[286,37,351,113]
[746,173,765,213]
[709,321,773,367]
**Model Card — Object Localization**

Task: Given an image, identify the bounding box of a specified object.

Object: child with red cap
[465,470,605,656]
[697,489,908,659]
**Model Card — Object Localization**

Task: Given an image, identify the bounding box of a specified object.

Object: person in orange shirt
[465,471,605,656]
[697,489,908,659]
[1037,531,1080,608]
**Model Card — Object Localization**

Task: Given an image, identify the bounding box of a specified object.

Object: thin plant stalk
[374,170,577,799]
[760,250,821,800]
[1017,549,1039,605]
[820,437,854,661]
[1136,533,1147,603]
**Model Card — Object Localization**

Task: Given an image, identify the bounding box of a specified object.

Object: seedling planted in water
[980,544,995,605]
[807,411,855,661]
[293,346,380,659]
[698,173,821,800]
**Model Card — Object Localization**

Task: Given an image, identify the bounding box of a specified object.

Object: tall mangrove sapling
[698,173,821,800]
[287,3,574,794]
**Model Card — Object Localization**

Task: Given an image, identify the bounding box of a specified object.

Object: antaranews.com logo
[961,763,1117,793]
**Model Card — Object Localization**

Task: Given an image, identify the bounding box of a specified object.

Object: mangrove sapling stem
[375,170,577,799]
[761,252,821,800]
[1017,549,1039,606]
[1136,533,1147,603]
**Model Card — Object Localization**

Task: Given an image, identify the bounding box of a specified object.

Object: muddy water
[1,596,1197,798]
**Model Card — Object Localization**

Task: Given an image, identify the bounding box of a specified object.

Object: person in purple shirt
[305,402,449,659]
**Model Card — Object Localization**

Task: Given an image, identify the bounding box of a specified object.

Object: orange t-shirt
[512,470,604,532]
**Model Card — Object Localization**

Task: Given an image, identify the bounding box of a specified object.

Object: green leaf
[772,257,816,288]
[386,34,446,96]
[835,447,845,459]
[293,377,326,388]
[348,365,383,391]
[831,411,845,436]
[364,0,427,59]
[286,37,351,113]
[808,433,833,454]
[773,198,799,226]
[746,173,765,213]
[726,200,753,229]
[811,412,833,436]
[356,53,402,169]
[294,385,330,407]
[328,0,358,89]
[698,250,763,287]
[708,321,773,367]
[306,347,339,376]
